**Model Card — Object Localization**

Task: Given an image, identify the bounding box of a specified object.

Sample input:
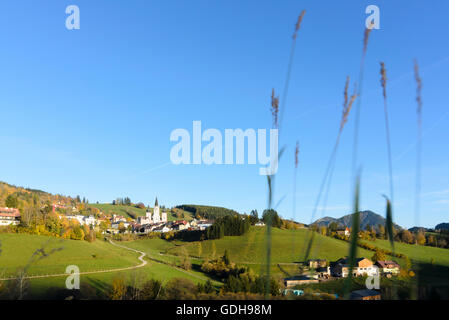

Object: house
[153,226,171,233]
[350,289,381,300]
[316,266,331,278]
[197,220,213,230]
[63,215,98,227]
[337,227,350,237]
[375,261,400,276]
[284,276,319,287]
[173,220,190,231]
[307,259,327,269]
[255,221,266,227]
[331,257,378,278]
[0,207,20,226]
[112,215,127,223]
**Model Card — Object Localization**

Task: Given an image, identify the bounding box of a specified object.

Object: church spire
[155,197,158,207]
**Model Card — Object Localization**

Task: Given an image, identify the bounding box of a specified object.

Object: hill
[176,204,240,220]
[89,203,194,221]
[125,226,375,277]
[313,210,403,231]
[0,233,215,299]
[435,223,449,232]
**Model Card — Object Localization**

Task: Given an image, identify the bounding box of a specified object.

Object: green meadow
[124,227,375,277]
[0,233,217,299]
[0,234,139,276]
[363,238,449,267]
[89,204,146,219]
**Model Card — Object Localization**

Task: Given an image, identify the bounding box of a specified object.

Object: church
[137,197,167,225]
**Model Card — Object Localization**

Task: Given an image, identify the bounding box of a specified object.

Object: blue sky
[0,1,448,228]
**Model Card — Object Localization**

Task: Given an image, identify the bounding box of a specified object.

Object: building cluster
[283,257,401,300]
[107,198,214,235]
[62,214,99,227]
[284,257,401,287]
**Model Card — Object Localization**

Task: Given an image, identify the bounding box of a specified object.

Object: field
[0,233,215,299]
[89,204,147,219]
[0,233,140,276]
[124,227,375,277]
[363,238,449,267]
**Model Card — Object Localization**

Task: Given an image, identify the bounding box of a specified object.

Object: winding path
[0,239,147,281]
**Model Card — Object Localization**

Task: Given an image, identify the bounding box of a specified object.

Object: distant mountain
[435,223,449,232]
[312,210,403,231]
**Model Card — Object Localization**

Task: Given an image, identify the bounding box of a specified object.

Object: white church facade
[137,197,167,225]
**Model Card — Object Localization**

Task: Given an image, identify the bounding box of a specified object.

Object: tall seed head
[293,10,306,40]
[340,77,357,132]
[295,141,299,169]
[414,60,423,117]
[380,62,387,99]
[271,88,280,128]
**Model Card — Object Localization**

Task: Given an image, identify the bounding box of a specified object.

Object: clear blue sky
[0,1,448,229]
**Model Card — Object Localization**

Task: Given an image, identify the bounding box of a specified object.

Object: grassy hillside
[0,233,216,299]
[0,234,139,277]
[89,204,147,219]
[363,238,449,267]
[125,227,374,277]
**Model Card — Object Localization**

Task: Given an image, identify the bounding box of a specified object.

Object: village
[0,197,213,235]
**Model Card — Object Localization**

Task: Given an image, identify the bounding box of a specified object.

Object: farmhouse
[172,220,190,231]
[307,259,327,269]
[0,207,20,226]
[331,257,377,277]
[336,227,350,237]
[375,260,400,276]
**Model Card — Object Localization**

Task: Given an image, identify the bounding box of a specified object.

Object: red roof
[0,207,20,217]
[376,260,400,268]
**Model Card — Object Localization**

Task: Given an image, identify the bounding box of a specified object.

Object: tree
[5,195,18,208]
[180,247,191,270]
[427,235,436,246]
[378,224,386,239]
[371,250,387,262]
[203,280,214,294]
[109,277,127,300]
[401,230,415,244]
[262,209,282,228]
[416,232,426,246]
[438,238,448,248]
[164,278,197,300]
[329,222,339,232]
[249,210,259,225]
[140,279,162,300]
[319,226,327,236]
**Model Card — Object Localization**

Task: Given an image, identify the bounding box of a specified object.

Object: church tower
[152,197,160,223]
